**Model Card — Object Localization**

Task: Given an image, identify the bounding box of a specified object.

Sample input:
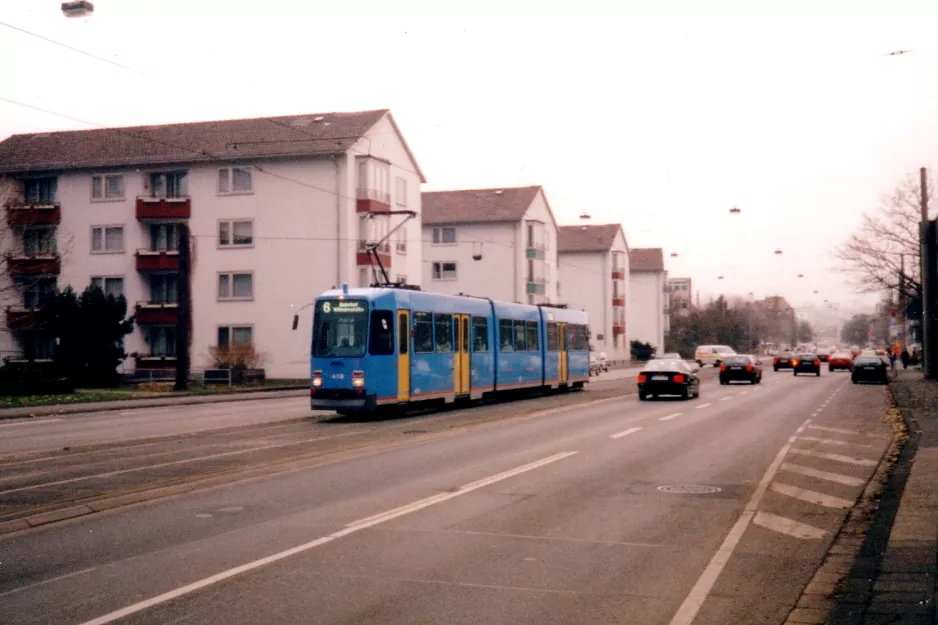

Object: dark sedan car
[773,351,795,371]
[793,353,821,377]
[851,356,889,384]
[637,359,700,401]
[719,355,762,385]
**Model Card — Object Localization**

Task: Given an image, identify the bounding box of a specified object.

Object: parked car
[773,351,796,371]
[828,350,854,372]
[719,354,762,385]
[637,358,701,401]
[694,345,737,368]
[793,353,821,377]
[851,356,889,384]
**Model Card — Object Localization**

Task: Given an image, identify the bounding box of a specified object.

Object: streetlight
[729,206,742,214]
[62,0,94,17]
[774,249,783,255]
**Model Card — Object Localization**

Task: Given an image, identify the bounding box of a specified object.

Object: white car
[694,345,738,367]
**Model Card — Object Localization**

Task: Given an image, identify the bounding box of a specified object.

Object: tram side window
[499,318,513,352]
[547,322,559,351]
[513,319,526,351]
[398,314,408,355]
[472,316,489,352]
[572,325,586,350]
[368,310,394,355]
[435,313,453,353]
[414,312,433,353]
[526,321,539,351]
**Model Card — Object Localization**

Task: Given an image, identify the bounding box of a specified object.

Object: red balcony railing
[5,307,41,330]
[356,251,392,268]
[135,250,180,272]
[613,324,625,335]
[612,297,625,307]
[136,196,191,220]
[7,255,60,276]
[5,203,61,227]
[612,270,625,280]
[134,302,179,325]
[356,188,391,213]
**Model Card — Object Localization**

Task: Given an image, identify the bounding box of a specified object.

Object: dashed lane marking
[770,482,853,509]
[752,511,827,540]
[659,413,682,422]
[789,449,878,467]
[695,403,712,410]
[720,397,732,402]
[610,427,643,440]
[740,391,749,395]
[780,462,865,487]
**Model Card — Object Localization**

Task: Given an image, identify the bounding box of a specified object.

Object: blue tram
[309,285,591,413]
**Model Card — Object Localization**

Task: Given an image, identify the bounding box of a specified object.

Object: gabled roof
[0,109,418,175]
[421,186,542,225]
[557,224,624,253]
[630,248,665,272]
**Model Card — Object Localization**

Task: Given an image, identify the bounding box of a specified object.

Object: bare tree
[836,173,933,303]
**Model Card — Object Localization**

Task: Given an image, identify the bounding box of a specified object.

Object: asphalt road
[0,368,893,625]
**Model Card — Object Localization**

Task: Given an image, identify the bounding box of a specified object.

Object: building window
[356,158,390,203]
[150,171,188,198]
[24,178,56,204]
[91,174,124,200]
[18,330,55,360]
[219,220,253,247]
[432,261,457,281]
[148,326,177,357]
[22,278,56,309]
[150,273,178,304]
[396,177,407,206]
[218,325,253,349]
[150,223,180,252]
[414,311,433,353]
[90,276,124,298]
[432,227,456,245]
[472,316,489,353]
[22,227,56,256]
[91,226,124,253]
[218,272,253,300]
[218,166,253,194]
[395,229,407,254]
[395,274,407,284]
[612,251,625,271]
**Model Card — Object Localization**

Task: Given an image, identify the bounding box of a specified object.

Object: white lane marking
[789,449,878,467]
[796,436,871,448]
[0,418,63,428]
[720,396,733,402]
[751,386,762,390]
[659,413,682,422]
[752,511,827,540]
[610,426,643,439]
[667,417,811,625]
[77,451,577,625]
[0,567,97,598]
[695,403,712,410]
[780,463,865,487]
[770,482,853,509]
[795,422,811,434]
[739,391,749,395]
[808,425,880,438]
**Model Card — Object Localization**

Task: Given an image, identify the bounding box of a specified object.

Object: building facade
[420,186,559,304]
[627,248,668,354]
[0,109,425,379]
[667,277,692,317]
[557,224,629,360]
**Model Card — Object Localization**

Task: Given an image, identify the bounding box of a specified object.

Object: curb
[0,386,309,420]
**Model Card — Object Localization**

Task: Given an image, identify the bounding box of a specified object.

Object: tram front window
[312,299,368,358]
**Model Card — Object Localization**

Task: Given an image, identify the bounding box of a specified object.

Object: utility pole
[920,167,938,379]
[174,224,191,391]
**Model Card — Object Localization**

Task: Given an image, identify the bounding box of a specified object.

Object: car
[637,358,700,401]
[828,350,854,372]
[694,345,737,368]
[661,352,682,359]
[719,354,762,385]
[850,345,861,358]
[817,347,832,363]
[793,353,821,377]
[773,351,796,371]
[852,356,889,384]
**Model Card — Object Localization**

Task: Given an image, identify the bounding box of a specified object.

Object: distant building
[557,224,630,360]
[0,109,426,378]
[628,248,668,354]
[667,277,692,317]
[421,186,558,304]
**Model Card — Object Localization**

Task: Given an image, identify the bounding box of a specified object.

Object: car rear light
[719,365,727,372]
[672,374,686,383]
[814,360,820,366]
[637,374,647,383]
[792,359,799,366]
[745,365,753,372]
[773,358,779,365]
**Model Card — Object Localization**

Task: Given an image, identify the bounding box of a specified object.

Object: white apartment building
[0,109,426,379]
[557,224,630,360]
[420,186,559,304]
[628,248,668,354]
[667,277,693,317]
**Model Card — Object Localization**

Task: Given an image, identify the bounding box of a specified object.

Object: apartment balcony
[357,241,391,268]
[7,254,60,276]
[135,302,179,325]
[356,188,390,213]
[5,307,41,330]
[613,324,625,335]
[136,196,191,220]
[612,297,625,307]
[135,355,177,370]
[5,203,61,227]
[135,249,180,272]
[612,269,625,280]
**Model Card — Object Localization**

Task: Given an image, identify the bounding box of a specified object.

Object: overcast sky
[3,0,938,313]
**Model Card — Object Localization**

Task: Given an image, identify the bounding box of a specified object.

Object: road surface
[0,369,892,624]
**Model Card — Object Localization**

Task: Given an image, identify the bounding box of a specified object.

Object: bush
[207,345,266,371]
[0,361,74,396]
[630,340,657,361]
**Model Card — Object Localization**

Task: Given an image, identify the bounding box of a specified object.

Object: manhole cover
[657,485,722,494]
